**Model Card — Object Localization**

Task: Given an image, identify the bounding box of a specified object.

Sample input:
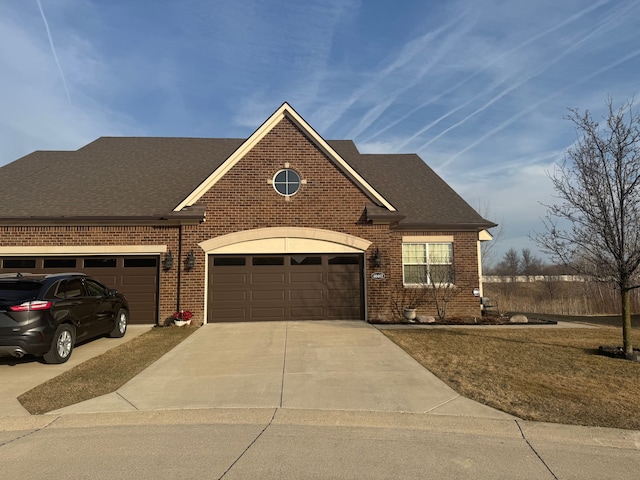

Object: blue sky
[1,0,639,266]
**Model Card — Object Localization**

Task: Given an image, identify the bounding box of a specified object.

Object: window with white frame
[402,243,454,285]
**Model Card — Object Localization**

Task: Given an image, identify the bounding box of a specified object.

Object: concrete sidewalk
[50,321,511,418]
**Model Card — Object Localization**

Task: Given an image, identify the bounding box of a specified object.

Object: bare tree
[390,281,428,320]
[495,248,521,279]
[425,261,468,320]
[520,248,543,277]
[534,98,640,359]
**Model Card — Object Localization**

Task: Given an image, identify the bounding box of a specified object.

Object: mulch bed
[372,314,557,326]
[598,345,640,361]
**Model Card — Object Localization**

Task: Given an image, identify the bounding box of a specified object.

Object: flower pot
[174,319,191,327]
[403,307,417,321]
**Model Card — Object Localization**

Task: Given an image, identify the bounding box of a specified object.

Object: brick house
[0,103,495,325]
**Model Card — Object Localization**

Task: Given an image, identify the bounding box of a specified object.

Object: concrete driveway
[50,321,510,418]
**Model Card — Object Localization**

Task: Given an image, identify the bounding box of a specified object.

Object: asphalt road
[2,409,639,480]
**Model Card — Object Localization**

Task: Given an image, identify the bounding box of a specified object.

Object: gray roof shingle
[0,136,494,229]
[330,141,494,229]
[0,137,242,218]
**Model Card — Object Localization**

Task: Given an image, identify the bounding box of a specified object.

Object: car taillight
[9,300,52,312]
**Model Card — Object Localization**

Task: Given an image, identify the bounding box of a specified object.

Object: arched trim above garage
[199,227,371,254]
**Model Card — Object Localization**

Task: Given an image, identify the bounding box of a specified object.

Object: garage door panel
[328,300,360,310]
[214,273,247,284]
[327,289,360,301]
[208,254,362,322]
[290,289,323,300]
[252,290,286,301]
[290,272,324,282]
[119,280,157,291]
[128,303,156,319]
[251,273,286,283]
[213,291,246,301]
[327,307,360,319]
[120,288,157,298]
[288,283,326,298]
[85,274,118,285]
[213,308,246,320]
[289,281,325,290]
[328,288,360,298]
[292,307,325,318]
[328,272,360,283]
[252,307,286,319]
[121,275,157,286]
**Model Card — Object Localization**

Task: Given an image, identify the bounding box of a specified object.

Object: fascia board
[174,108,286,211]
[282,105,397,212]
[479,229,494,241]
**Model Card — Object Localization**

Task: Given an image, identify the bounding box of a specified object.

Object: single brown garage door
[208,254,363,322]
[0,256,158,324]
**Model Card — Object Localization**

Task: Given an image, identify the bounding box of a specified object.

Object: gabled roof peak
[174,102,397,212]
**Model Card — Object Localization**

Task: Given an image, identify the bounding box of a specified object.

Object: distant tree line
[484,248,568,277]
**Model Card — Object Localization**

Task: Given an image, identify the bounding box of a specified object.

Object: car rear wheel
[109,309,128,338]
[43,324,75,364]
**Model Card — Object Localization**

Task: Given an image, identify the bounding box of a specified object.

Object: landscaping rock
[417,315,436,324]
[509,314,529,323]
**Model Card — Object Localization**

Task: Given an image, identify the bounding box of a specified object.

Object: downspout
[176,225,183,312]
[477,238,484,298]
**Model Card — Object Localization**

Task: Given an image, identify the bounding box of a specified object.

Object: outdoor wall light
[163,251,174,271]
[374,248,382,268]
[185,251,196,271]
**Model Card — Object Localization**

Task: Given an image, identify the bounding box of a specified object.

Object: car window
[46,281,65,299]
[49,279,86,299]
[85,279,107,297]
[66,279,86,298]
[0,282,41,303]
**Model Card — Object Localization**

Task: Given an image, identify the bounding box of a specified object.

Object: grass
[381,326,640,430]
[18,326,196,415]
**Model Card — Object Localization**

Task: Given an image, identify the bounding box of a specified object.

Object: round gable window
[273,169,301,196]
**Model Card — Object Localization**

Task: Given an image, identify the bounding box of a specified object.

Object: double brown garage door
[0,256,158,324]
[208,254,363,322]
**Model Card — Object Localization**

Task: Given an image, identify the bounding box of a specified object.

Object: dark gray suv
[0,273,129,363]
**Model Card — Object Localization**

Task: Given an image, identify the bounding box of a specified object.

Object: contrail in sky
[416,0,626,155]
[365,0,611,148]
[36,0,71,103]
[439,47,640,171]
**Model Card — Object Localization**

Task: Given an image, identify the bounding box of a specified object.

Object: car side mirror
[107,289,118,296]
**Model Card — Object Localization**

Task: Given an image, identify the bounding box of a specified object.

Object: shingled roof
[0,135,494,230]
[0,137,243,220]
[330,141,494,229]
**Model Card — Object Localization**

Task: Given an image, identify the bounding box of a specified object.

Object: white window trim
[402,242,454,287]
[272,168,301,196]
